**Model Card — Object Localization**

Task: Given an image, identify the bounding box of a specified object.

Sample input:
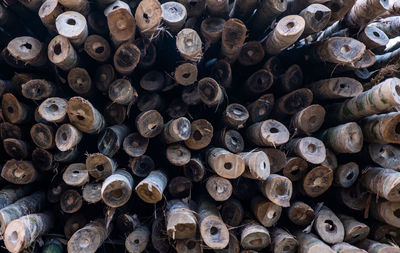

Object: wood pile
[1,0,400,252]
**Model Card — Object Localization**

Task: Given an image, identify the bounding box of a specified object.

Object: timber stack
[1,0,400,252]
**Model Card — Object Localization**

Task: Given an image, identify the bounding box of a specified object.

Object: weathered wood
[238,41,265,66]
[345,0,390,29]
[275,88,313,115]
[42,238,63,253]
[176,28,203,62]
[270,228,298,253]
[67,96,105,134]
[58,0,89,15]
[327,78,400,123]
[183,157,206,182]
[135,170,167,203]
[207,147,245,179]
[2,93,31,124]
[107,8,135,46]
[56,11,88,46]
[184,119,213,150]
[68,219,110,253]
[260,174,292,207]
[129,155,154,177]
[175,63,198,86]
[206,0,228,17]
[299,4,331,35]
[3,138,29,159]
[282,157,308,182]
[166,200,197,239]
[291,105,325,134]
[38,97,68,123]
[246,94,275,123]
[1,123,22,141]
[137,93,164,112]
[95,64,115,92]
[296,232,335,253]
[339,214,370,244]
[287,201,314,226]
[32,147,54,171]
[316,37,366,65]
[200,17,225,45]
[251,0,287,33]
[246,70,274,95]
[21,79,55,100]
[371,223,400,245]
[135,110,164,138]
[361,167,400,202]
[361,112,400,144]
[161,1,187,33]
[0,191,45,233]
[251,196,282,227]
[358,239,400,253]
[113,42,141,75]
[48,35,78,71]
[240,220,270,250]
[82,182,102,204]
[176,238,203,253]
[358,26,389,49]
[216,129,244,153]
[320,122,363,154]
[325,0,356,24]
[126,226,150,253]
[166,143,191,166]
[221,18,247,63]
[101,169,134,207]
[240,151,270,180]
[135,38,157,69]
[368,143,400,170]
[264,15,305,55]
[85,153,117,179]
[0,186,32,211]
[220,198,244,227]
[373,16,400,38]
[332,242,367,253]
[197,77,224,107]
[109,79,138,105]
[286,137,326,164]
[6,36,47,67]
[335,162,359,188]
[197,198,229,249]
[308,77,363,100]
[1,160,38,184]
[60,189,83,214]
[314,205,345,244]
[55,123,82,151]
[222,103,249,129]
[206,175,232,201]
[339,183,368,211]
[302,165,333,197]
[68,68,93,95]
[162,117,191,144]
[246,120,290,147]
[278,64,303,94]
[260,148,287,173]
[135,0,162,38]
[64,214,87,239]
[140,71,165,91]
[210,59,232,88]
[168,176,191,198]
[98,124,129,157]
[63,163,89,187]
[4,212,53,253]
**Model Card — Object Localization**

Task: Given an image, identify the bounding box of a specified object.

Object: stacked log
[1,0,400,252]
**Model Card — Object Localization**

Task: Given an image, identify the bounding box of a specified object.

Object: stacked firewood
[1,0,400,252]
